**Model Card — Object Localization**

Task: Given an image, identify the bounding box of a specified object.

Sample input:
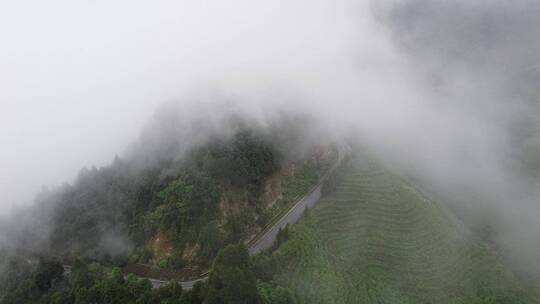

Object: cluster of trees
[204,243,297,304]
[199,131,281,197]
[139,171,222,264]
[0,254,206,304]
[0,256,64,303]
[131,130,282,268]
[206,244,261,303]
[12,128,284,270]
[0,244,297,304]
[0,114,332,303]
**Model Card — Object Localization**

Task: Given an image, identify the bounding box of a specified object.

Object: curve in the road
[143,146,347,289]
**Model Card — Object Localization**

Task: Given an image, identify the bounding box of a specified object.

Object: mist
[1,0,540,274]
[0,0,362,213]
[375,0,540,274]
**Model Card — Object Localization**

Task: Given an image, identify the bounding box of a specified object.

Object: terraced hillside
[265,154,534,303]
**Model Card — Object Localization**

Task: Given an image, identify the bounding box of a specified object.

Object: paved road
[156,145,348,289]
[157,184,327,289]
[53,146,348,289]
[248,181,322,255]
[151,179,327,289]
[249,145,348,255]
[148,277,202,289]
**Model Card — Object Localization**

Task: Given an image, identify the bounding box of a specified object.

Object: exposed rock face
[145,232,173,260]
[263,170,286,208]
[218,190,248,220]
[182,243,200,262]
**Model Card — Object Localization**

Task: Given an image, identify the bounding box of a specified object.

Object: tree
[258,283,297,304]
[70,258,93,289]
[206,244,262,304]
[34,258,64,292]
[152,281,183,303]
[273,225,289,250]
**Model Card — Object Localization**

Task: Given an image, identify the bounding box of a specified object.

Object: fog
[1,0,540,272]
[375,0,540,273]
[0,0,363,212]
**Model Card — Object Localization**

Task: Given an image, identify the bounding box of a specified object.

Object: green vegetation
[0,245,293,304]
[1,117,335,300]
[277,162,319,213]
[4,142,535,303]
[254,154,534,303]
[206,244,261,304]
[256,159,322,240]
[130,130,285,269]
[41,129,290,272]
[0,254,208,304]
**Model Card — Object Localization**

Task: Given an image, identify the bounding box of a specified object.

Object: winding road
[144,145,348,289]
[38,146,347,289]
[148,180,326,288]
[150,173,330,288]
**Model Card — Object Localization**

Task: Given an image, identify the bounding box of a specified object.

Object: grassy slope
[270,154,533,304]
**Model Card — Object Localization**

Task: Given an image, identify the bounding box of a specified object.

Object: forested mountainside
[0,243,279,304]
[3,110,535,304]
[1,113,336,265]
[3,149,537,304]
[0,110,340,304]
